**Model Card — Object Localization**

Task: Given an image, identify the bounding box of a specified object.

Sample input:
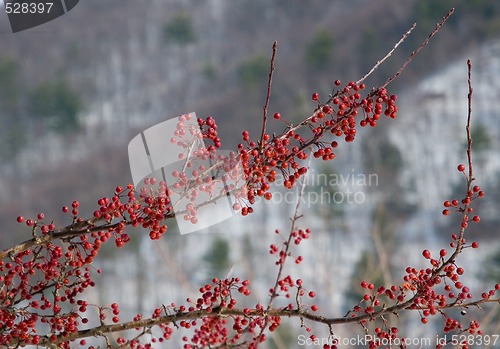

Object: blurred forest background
[0,0,500,347]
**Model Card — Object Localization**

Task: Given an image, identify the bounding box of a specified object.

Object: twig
[370,201,393,287]
[260,41,278,152]
[433,59,475,274]
[356,23,416,85]
[466,58,474,178]
[267,158,308,308]
[257,157,310,346]
[381,8,455,89]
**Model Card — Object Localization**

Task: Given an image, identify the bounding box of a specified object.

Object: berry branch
[0,8,457,262]
[1,7,499,349]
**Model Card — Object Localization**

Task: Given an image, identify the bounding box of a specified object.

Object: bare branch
[260,41,278,152]
[356,23,416,85]
[467,58,474,179]
[381,7,455,89]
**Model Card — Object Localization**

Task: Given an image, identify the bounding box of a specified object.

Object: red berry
[308,291,315,298]
[16,216,24,223]
[457,164,466,172]
[312,92,319,101]
[273,112,281,119]
[422,250,431,259]
[471,242,479,248]
[472,215,480,222]
[334,79,341,86]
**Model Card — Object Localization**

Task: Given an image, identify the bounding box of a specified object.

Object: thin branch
[356,23,416,85]
[467,58,474,179]
[260,41,278,152]
[255,157,310,346]
[267,156,309,308]
[381,7,455,89]
[370,201,393,287]
[433,59,475,277]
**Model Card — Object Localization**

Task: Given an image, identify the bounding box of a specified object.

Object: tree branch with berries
[1,7,498,349]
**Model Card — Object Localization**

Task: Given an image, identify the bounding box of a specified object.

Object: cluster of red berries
[2,178,182,346]
[362,326,401,349]
[270,228,311,268]
[0,235,99,347]
[172,278,270,348]
[233,81,398,215]
[125,84,398,227]
[97,182,172,241]
[197,115,221,150]
[343,163,492,336]
[442,166,484,224]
